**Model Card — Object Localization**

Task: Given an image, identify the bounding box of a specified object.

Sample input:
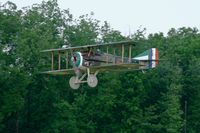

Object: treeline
[0,0,200,133]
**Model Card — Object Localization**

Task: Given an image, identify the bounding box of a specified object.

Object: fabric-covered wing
[89,63,143,73]
[41,40,136,52]
[41,63,143,75]
[41,68,74,75]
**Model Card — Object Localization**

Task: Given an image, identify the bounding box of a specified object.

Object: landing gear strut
[69,68,98,89]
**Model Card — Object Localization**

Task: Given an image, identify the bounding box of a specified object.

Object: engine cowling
[71,52,83,68]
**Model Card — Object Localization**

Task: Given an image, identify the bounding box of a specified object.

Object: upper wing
[41,40,136,52]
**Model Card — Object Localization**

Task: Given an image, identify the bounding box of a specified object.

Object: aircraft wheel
[69,76,80,89]
[87,74,98,88]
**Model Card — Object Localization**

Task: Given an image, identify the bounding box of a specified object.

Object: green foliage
[64,13,100,46]
[101,21,127,43]
[0,0,200,133]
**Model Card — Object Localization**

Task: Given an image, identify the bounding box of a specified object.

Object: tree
[1,0,200,132]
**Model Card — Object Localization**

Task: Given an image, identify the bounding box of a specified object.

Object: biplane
[41,41,159,89]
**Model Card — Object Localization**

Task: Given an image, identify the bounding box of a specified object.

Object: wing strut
[58,51,61,70]
[51,51,54,70]
[106,46,109,63]
[113,48,116,64]
[122,44,124,63]
[129,45,132,63]
[66,51,68,69]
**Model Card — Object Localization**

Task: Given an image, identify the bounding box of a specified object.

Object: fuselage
[71,51,139,70]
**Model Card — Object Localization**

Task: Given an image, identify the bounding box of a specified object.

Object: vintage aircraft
[41,41,159,89]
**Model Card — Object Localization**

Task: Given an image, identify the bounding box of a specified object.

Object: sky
[1,0,200,35]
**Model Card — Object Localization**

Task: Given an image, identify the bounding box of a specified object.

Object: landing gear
[87,74,98,88]
[69,76,80,90]
[69,69,99,89]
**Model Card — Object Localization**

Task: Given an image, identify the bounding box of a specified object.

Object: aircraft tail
[133,48,159,68]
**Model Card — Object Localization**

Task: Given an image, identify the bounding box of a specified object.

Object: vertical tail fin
[150,48,159,68]
[133,48,159,69]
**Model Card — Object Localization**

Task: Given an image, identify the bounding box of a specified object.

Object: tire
[69,76,80,89]
[87,74,98,88]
